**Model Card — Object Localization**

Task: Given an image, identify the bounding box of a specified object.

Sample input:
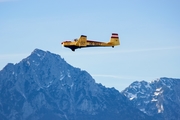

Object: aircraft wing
[76,35,87,46]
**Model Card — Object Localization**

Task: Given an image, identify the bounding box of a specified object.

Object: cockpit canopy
[74,38,78,41]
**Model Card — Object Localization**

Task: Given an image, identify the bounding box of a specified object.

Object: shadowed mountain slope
[0,49,152,120]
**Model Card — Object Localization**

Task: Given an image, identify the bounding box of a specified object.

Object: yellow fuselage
[61,33,120,51]
[62,40,114,47]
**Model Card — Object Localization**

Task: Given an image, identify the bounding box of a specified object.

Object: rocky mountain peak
[122,77,180,119]
[0,49,152,120]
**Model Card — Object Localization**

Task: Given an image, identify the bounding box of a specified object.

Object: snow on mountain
[122,77,180,120]
[0,49,152,120]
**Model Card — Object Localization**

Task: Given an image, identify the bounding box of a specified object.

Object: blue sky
[0,0,180,91]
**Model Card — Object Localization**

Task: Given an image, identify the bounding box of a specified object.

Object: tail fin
[76,35,87,46]
[110,33,120,46]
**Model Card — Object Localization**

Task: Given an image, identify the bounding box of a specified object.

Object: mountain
[122,77,180,120]
[0,49,152,120]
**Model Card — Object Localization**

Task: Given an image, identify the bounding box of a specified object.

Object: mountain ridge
[122,77,180,120]
[0,48,152,120]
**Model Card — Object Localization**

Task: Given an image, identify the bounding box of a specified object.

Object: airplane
[61,33,120,51]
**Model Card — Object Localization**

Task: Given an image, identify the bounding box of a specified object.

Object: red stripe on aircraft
[111,33,118,37]
[111,37,119,38]
[111,34,118,38]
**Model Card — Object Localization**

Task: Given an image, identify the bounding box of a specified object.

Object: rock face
[122,77,180,120]
[0,49,151,120]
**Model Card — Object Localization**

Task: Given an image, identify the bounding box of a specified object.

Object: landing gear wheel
[71,49,75,51]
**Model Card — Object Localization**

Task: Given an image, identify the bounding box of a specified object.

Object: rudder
[110,33,120,46]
